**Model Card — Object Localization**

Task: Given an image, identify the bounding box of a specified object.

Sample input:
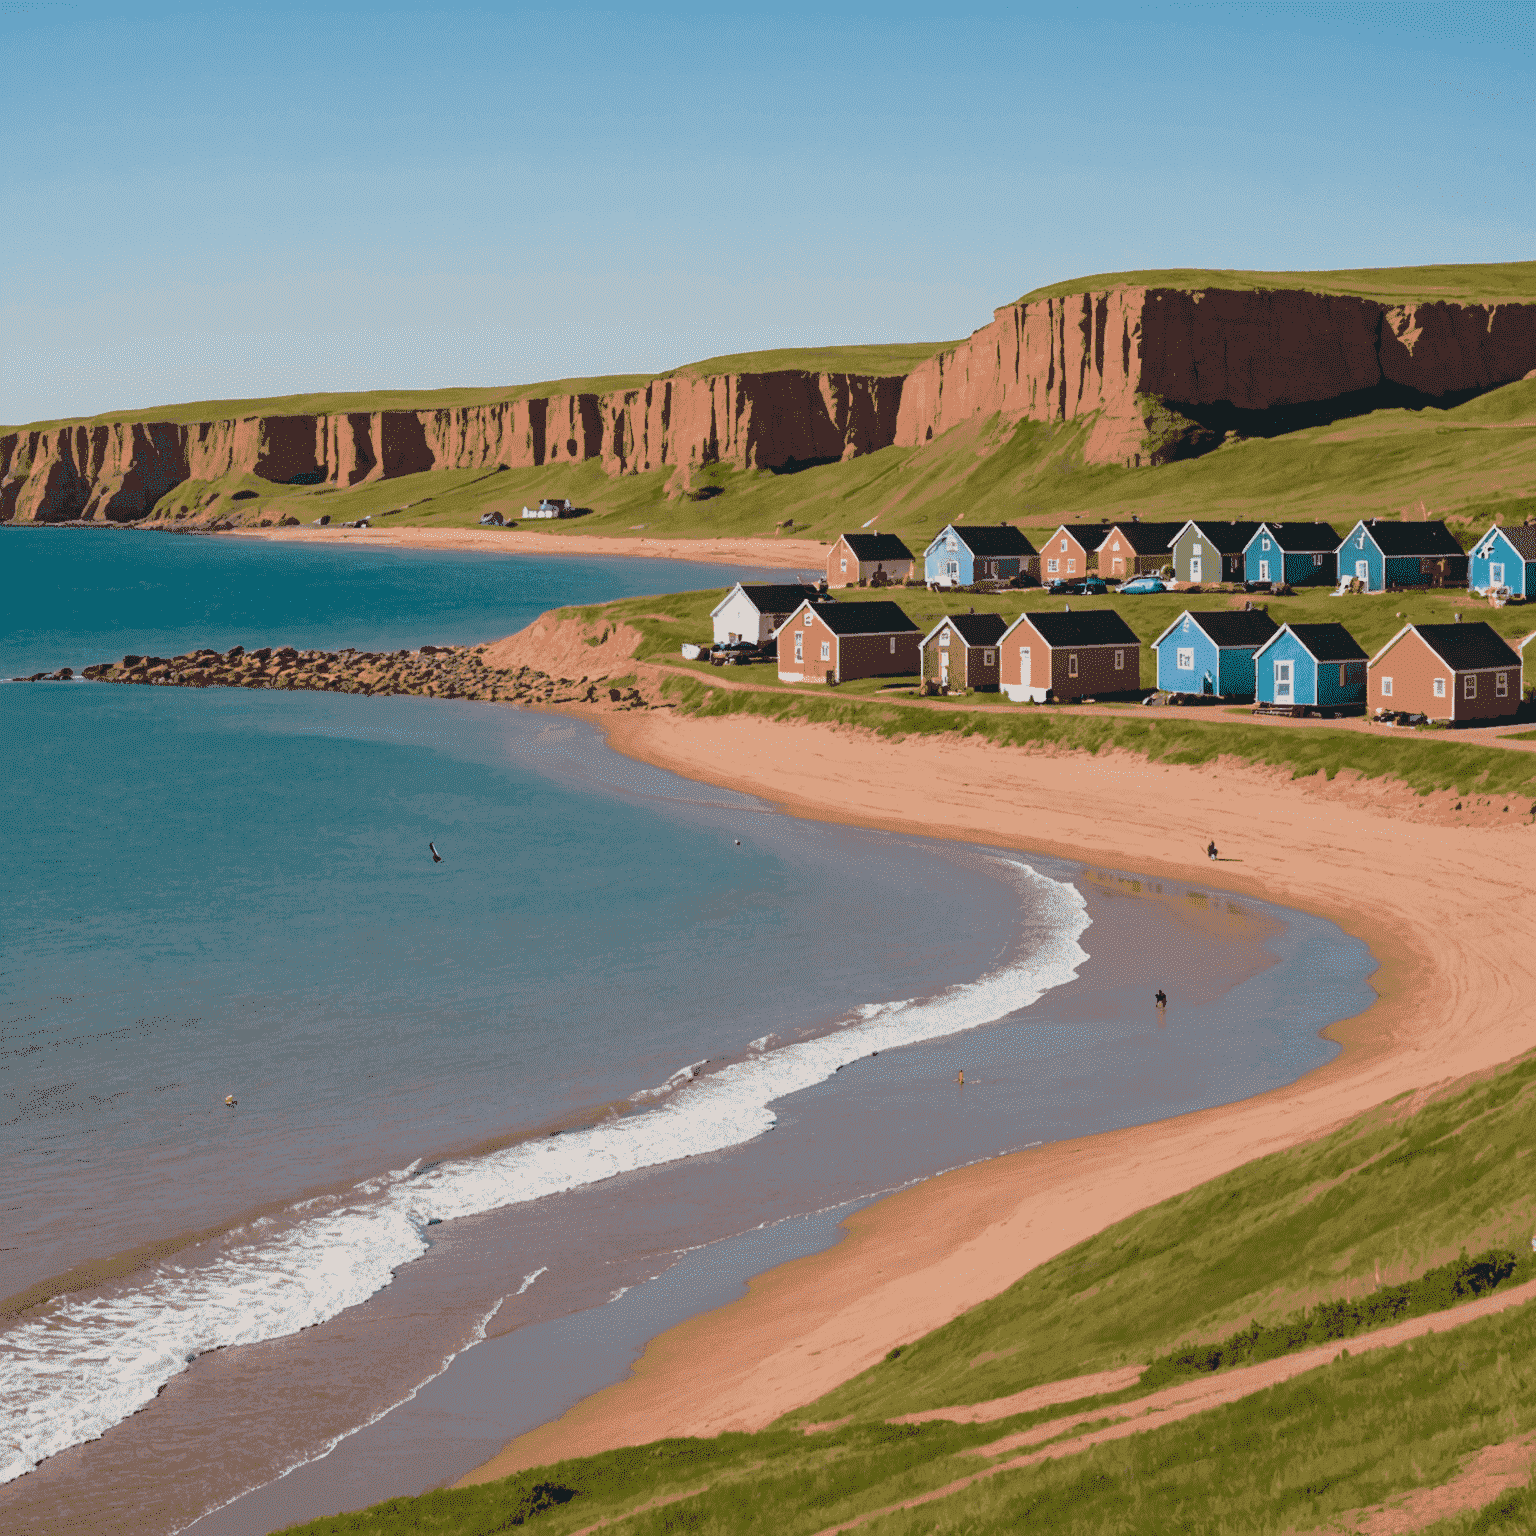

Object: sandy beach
[229,524,826,570]
[464,708,1536,1482]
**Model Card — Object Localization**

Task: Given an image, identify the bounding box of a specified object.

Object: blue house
[924,524,1038,588]
[1242,523,1340,586]
[1469,523,1536,599]
[1252,623,1369,712]
[1336,519,1468,593]
[1151,608,1280,697]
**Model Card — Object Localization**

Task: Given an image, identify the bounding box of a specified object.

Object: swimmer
[1155,989,1167,1010]
[957,1070,965,1086]
[224,1095,238,1107]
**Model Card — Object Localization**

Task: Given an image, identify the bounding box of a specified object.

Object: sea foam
[0,857,1088,1485]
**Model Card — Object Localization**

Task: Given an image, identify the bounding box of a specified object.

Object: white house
[710,582,825,646]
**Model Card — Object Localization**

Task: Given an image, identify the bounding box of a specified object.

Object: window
[1433,677,1446,698]
[1060,538,1068,552]
[1176,647,1194,670]
[983,649,995,666]
[1114,649,1125,670]
[1313,554,1323,566]
[1381,676,1393,697]
[946,535,958,551]
[1067,558,1077,574]
[819,640,830,662]
[794,632,803,662]
[1261,537,1271,551]
[839,557,848,573]
[1068,653,1079,678]
[1192,542,1202,557]
[1046,559,1059,574]
[1464,675,1476,700]
[1112,540,1121,552]
[889,637,896,655]
[939,630,950,647]
[1497,672,1509,697]
[804,613,813,627]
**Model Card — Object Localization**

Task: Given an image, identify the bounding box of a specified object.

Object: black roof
[1051,523,1113,549]
[1478,524,1536,560]
[1255,522,1341,552]
[1409,622,1521,672]
[1100,522,1186,555]
[735,583,823,611]
[929,613,1009,648]
[840,532,914,561]
[1279,623,1369,662]
[1356,519,1465,557]
[1182,520,1265,554]
[1018,610,1140,647]
[810,600,921,636]
[950,524,1038,557]
[1184,610,1280,648]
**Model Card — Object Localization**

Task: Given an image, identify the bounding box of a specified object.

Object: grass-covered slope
[276,1052,1536,1536]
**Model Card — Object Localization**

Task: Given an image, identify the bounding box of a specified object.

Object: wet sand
[463,707,1536,1481]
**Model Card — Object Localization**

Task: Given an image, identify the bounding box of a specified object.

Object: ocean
[0,528,1375,1534]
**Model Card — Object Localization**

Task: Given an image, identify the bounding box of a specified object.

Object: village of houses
[695,517,1536,727]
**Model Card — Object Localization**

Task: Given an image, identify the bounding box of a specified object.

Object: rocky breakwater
[12,644,663,711]
[0,369,904,524]
[893,285,1536,465]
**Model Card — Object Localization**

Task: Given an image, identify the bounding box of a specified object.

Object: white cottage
[710,583,826,646]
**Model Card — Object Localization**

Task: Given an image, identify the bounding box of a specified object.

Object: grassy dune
[276,1053,1536,1536]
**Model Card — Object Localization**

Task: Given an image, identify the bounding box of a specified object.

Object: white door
[1356,560,1370,584]
[1189,556,1202,582]
[946,560,960,583]
[1274,659,1293,704]
[1490,562,1505,587]
[940,650,950,684]
[1020,646,1030,687]
[1258,560,1270,582]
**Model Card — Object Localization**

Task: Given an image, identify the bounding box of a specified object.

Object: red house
[1367,622,1522,723]
[1042,525,1112,582]
[997,610,1142,702]
[776,599,921,685]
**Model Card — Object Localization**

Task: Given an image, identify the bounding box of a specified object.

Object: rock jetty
[13,644,659,709]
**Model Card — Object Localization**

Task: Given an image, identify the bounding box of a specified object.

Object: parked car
[1046,579,1078,595]
[1077,577,1109,595]
[1119,576,1167,594]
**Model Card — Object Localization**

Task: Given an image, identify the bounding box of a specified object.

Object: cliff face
[0,370,904,522]
[4,284,1533,522]
[894,288,1536,466]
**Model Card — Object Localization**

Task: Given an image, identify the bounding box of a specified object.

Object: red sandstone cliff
[4,283,1534,522]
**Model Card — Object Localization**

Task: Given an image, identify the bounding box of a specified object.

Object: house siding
[1368,630,1518,721]
[1256,633,1318,706]
[1100,529,1169,579]
[1043,531,1094,581]
[1285,550,1336,586]
[924,532,974,587]
[829,536,913,588]
[1050,645,1132,699]
[1245,531,1291,585]
[839,630,921,682]
[1155,618,1220,694]
[1468,530,1534,598]
[922,631,999,690]
[1170,527,1244,585]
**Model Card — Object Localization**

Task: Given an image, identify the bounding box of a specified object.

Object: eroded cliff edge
[5,282,1535,523]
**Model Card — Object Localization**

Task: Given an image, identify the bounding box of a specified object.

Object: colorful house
[776,598,921,685]
[711,583,825,646]
[919,612,1008,692]
[1252,623,1369,712]
[924,525,1038,587]
[1367,621,1522,722]
[997,610,1141,702]
[1041,525,1111,583]
[1468,524,1536,599]
[1150,608,1280,698]
[827,532,915,588]
[1095,522,1185,580]
[1336,519,1468,593]
[1167,521,1264,585]
[1243,523,1340,586]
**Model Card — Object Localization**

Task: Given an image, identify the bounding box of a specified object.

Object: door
[1189,556,1202,583]
[1020,646,1030,689]
[945,560,960,584]
[1490,562,1505,588]
[940,650,949,685]
[1355,560,1370,584]
[1258,560,1270,582]
[1274,659,1293,704]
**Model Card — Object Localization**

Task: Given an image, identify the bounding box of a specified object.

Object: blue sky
[2,0,1531,423]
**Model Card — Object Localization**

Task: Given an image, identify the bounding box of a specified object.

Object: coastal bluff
[5,269,1535,525]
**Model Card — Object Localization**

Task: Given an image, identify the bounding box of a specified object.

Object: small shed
[1041,524,1112,582]
[1151,608,1280,698]
[924,525,1039,587]
[776,598,921,685]
[521,497,576,519]
[1243,523,1340,586]
[997,610,1141,702]
[828,533,915,588]
[1167,521,1264,585]
[1337,519,1467,593]
[1367,621,1522,722]
[919,612,1008,692]
[1252,623,1369,711]
[711,583,825,646]
[1096,522,1185,580]
[1469,524,1536,599]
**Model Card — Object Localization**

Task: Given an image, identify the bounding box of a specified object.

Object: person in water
[957,1070,965,1086]
[1155,989,1167,1010]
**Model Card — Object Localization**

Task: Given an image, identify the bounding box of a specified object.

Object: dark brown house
[1367,621,1522,723]
[997,610,1142,702]
[776,598,921,685]
[919,612,1009,692]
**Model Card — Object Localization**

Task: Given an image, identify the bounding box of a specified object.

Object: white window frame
[1463,674,1476,700]
[1261,537,1271,551]
[1068,653,1079,678]
[803,613,813,627]
[1381,676,1394,697]
[1066,558,1077,574]
[1274,659,1293,701]
[1490,562,1505,587]
[1114,649,1125,670]
[839,557,848,573]
[889,636,897,655]
[983,649,995,666]
[1497,672,1509,697]
[819,640,830,662]
[1433,677,1446,698]
[1192,542,1202,557]
[1059,538,1068,552]
[939,630,950,647]
[1176,647,1194,671]
[794,632,803,662]
[1046,558,1059,574]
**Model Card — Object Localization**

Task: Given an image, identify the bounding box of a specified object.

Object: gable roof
[929,524,1037,558]
[921,612,1009,649]
[1004,610,1140,648]
[1249,522,1341,552]
[1097,521,1186,555]
[711,582,822,619]
[1475,524,1536,561]
[1346,519,1465,557]
[1153,608,1280,651]
[1172,520,1266,555]
[1254,622,1369,663]
[839,532,914,562]
[788,598,920,636]
[1048,523,1114,551]
[1405,622,1522,672]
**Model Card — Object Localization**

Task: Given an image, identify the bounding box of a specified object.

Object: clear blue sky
[3,0,1531,424]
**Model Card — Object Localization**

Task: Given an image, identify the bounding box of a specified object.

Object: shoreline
[460,703,1533,1482]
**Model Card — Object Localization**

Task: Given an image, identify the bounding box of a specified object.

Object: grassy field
[1016,259,1536,306]
[661,341,957,379]
[276,1052,1536,1536]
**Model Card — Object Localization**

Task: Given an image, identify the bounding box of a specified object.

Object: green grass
[662,341,959,379]
[1016,259,1536,306]
[275,1052,1536,1536]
